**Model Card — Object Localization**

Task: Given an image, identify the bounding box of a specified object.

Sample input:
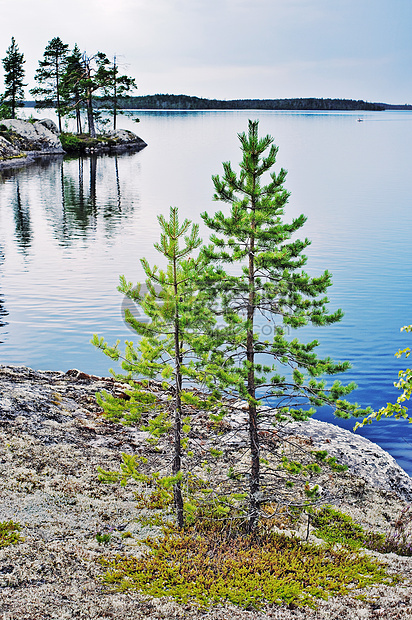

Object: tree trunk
[86,89,96,138]
[172,257,184,529]
[113,56,117,131]
[248,197,259,532]
[76,105,82,134]
[55,55,62,133]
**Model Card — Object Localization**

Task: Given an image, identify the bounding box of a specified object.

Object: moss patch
[100,526,399,610]
[312,505,412,556]
[0,521,23,548]
[59,132,117,153]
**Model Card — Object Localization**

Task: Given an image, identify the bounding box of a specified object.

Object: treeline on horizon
[24,95,412,112]
[83,94,411,111]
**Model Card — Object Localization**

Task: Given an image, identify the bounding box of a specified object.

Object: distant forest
[25,94,412,112]
[100,95,411,111]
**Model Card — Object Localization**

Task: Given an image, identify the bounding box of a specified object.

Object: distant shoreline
[24,95,412,111]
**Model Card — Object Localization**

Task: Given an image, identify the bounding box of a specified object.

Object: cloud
[0,0,411,102]
[136,55,397,100]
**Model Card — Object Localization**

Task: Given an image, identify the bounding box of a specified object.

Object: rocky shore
[0,364,411,619]
[0,119,147,169]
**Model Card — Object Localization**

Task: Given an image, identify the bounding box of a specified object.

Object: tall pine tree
[30,37,69,133]
[60,44,84,134]
[201,120,370,531]
[2,37,26,119]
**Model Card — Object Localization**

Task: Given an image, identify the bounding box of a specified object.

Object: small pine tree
[2,37,26,119]
[200,120,371,531]
[93,207,216,528]
[30,37,70,133]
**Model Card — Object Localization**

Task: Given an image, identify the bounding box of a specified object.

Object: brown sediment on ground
[0,364,411,619]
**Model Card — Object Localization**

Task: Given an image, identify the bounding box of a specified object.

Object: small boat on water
[357,118,364,122]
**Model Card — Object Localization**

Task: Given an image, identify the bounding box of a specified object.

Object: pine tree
[60,44,84,134]
[60,50,105,138]
[2,37,26,119]
[201,120,370,531]
[60,50,136,137]
[98,55,137,130]
[30,37,69,133]
[92,207,216,528]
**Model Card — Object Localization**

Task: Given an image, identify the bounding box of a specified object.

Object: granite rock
[0,119,64,153]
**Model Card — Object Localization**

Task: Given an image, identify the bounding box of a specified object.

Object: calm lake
[1,109,412,474]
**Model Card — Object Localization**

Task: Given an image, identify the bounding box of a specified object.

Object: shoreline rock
[280,417,412,501]
[1,363,410,500]
[0,118,64,155]
[0,363,411,619]
[0,119,147,168]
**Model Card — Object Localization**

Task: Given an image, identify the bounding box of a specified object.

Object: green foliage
[58,48,136,136]
[311,505,412,556]
[96,532,112,545]
[0,520,23,548]
[95,385,157,425]
[93,207,219,528]
[198,120,370,528]
[30,36,69,132]
[123,94,385,112]
[59,132,85,152]
[59,44,84,133]
[2,37,26,119]
[58,132,117,153]
[95,54,137,130]
[0,99,11,120]
[312,450,348,472]
[100,525,398,610]
[311,506,375,549]
[355,324,412,431]
[97,452,248,527]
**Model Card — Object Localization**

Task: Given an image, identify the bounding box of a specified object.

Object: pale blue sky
[0,0,411,103]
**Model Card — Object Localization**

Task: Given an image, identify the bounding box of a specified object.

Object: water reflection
[12,181,32,252]
[52,154,139,245]
[0,249,8,342]
[0,153,141,252]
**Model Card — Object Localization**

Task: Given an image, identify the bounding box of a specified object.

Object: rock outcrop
[0,119,147,166]
[0,135,21,159]
[0,364,411,619]
[0,119,64,155]
[280,417,412,502]
[103,128,147,149]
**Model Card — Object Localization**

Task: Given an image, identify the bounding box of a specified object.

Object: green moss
[59,132,117,153]
[312,505,412,557]
[0,521,23,548]
[311,506,386,551]
[100,526,399,610]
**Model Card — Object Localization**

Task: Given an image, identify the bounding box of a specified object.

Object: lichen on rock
[0,119,64,154]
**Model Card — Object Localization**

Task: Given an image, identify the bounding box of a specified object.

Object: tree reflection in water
[12,181,32,253]
[53,153,139,245]
[0,152,141,251]
[0,248,8,343]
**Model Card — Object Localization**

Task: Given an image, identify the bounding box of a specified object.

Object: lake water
[1,109,412,475]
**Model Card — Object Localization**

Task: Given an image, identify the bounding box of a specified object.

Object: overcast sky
[1,0,411,104]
